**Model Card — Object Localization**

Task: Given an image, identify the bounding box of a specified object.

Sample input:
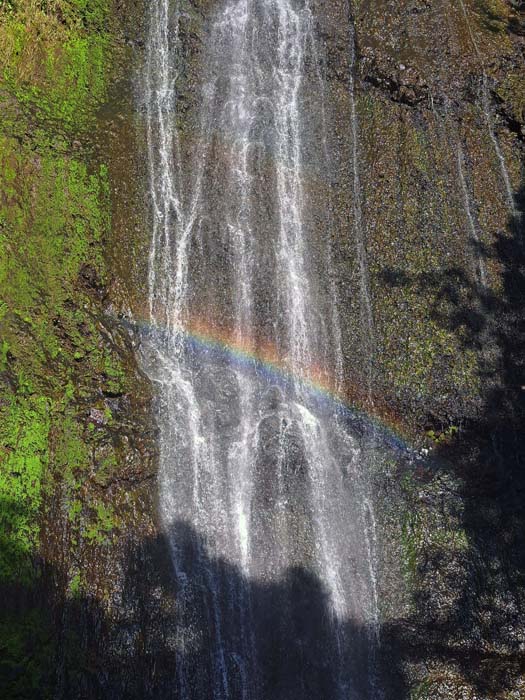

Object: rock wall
[0,1,167,696]
[350,1,525,697]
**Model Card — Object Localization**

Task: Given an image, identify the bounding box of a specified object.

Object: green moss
[92,447,119,487]
[0,0,110,130]
[0,0,131,692]
[68,499,82,523]
[103,352,126,395]
[497,72,525,126]
[84,501,118,545]
[474,0,510,33]
[52,413,90,489]
[0,609,54,699]
[0,395,50,582]
[68,571,82,597]
[0,137,108,319]
[400,471,470,616]
[0,339,8,370]
[426,425,459,445]
[0,0,126,585]
[360,101,482,405]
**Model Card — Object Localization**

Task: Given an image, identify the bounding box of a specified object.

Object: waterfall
[140,1,385,697]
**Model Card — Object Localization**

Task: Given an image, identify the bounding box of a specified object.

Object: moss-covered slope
[0,1,160,696]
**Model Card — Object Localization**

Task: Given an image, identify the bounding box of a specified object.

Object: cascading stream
[140,1,385,697]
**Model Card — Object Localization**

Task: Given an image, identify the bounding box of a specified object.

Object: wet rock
[88,407,108,425]
[359,46,429,105]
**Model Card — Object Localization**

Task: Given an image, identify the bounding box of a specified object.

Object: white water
[457,144,488,288]
[140,1,385,697]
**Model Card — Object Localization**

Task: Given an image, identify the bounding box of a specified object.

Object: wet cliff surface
[0,0,524,698]
[0,0,161,696]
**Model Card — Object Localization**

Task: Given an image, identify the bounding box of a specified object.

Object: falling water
[457,144,488,288]
[140,1,385,697]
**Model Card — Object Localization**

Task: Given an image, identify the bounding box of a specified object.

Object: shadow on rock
[1,515,410,699]
[379,182,525,694]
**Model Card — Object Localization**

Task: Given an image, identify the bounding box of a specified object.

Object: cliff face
[0,0,524,698]
[0,0,165,696]
[348,2,525,697]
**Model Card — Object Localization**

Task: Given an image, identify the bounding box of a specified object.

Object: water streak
[347,18,374,359]
[457,144,488,287]
[346,7,383,694]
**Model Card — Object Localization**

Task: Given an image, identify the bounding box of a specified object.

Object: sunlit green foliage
[0,0,126,587]
[0,0,109,129]
[0,396,49,582]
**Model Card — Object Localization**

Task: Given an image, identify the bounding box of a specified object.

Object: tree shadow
[379,182,525,694]
[3,192,525,698]
[1,515,408,699]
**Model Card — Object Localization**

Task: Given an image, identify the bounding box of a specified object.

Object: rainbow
[117,313,417,456]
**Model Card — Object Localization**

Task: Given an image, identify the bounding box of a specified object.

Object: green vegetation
[0,0,129,692]
[497,72,525,128]
[0,0,128,582]
[68,571,82,597]
[358,95,481,405]
[0,609,55,699]
[0,0,110,130]
[0,127,124,579]
[426,425,459,445]
[0,396,49,582]
[400,472,470,607]
[474,0,510,33]
[84,501,118,544]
